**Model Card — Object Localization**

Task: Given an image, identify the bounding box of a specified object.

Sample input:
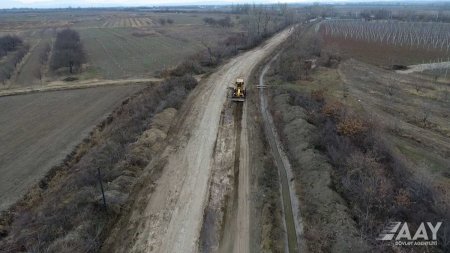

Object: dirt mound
[129,108,177,164]
[151,107,177,132]
[271,93,369,252]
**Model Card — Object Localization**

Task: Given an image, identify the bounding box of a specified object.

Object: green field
[78,27,202,79]
[0,11,242,85]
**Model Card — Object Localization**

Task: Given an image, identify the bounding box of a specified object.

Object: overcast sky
[0,0,441,9]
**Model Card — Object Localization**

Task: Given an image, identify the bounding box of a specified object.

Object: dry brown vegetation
[268,24,449,252]
[270,86,448,252]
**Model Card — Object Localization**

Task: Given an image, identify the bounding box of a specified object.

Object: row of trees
[167,5,299,77]
[159,18,174,25]
[50,29,85,74]
[0,36,28,85]
[321,20,450,52]
[357,8,450,22]
[203,16,233,27]
[241,5,297,47]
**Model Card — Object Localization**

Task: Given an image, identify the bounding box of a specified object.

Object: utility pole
[97,167,107,210]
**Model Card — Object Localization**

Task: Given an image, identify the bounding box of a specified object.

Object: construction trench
[199,54,303,252]
[258,56,304,252]
[199,102,243,253]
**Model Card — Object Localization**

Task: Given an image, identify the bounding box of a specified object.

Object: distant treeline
[301,4,450,23]
[203,16,233,27]
[50,29,85,74]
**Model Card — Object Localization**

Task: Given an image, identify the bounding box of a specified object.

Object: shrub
[321,100,344,118]
[311,89,326,103]
[336,116,367,137]
[170,59,203,77]
[277,87,447,250]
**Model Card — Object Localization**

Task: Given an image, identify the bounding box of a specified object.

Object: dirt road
[0,77,159,97]
[397,61,450,74]
[103,28,292,253]
[0,85,144,211]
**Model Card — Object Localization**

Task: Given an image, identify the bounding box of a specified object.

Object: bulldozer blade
[231,97,245,102]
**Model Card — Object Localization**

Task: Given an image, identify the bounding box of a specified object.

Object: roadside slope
[102,27,292,253]
[258,57,304,252]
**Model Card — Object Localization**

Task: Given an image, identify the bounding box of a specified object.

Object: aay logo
[377,222,442,246]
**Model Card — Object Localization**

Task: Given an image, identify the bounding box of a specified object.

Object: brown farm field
[321,35,449,66]
[318,23,450,68]
[0,84,144,211]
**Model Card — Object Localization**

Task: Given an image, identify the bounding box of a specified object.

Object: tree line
[0,35,28,85]
[321,20,450,52]
[167,5,298,78]
[203,16,233,27]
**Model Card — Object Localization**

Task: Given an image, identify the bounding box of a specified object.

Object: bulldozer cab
[236,79,244,89]
[231,78,246,102]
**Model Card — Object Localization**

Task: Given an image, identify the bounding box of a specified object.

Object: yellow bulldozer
[230,78,246,102]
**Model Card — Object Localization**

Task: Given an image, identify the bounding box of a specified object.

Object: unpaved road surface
[396,61,450,74]
[0,85,143,211]
[103,28,292,253]
[0,77,159,97]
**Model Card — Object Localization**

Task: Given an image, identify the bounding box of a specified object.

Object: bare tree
[420,101,431,124]
[50,29,85,74]
[201,39,215,66]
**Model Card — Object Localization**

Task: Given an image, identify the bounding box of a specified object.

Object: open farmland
[76,13,240,79]
[0,84,144,211]
[319,20,450,66]
[0,10,242,86]
[339,59,450,171]
[78,26,202,79]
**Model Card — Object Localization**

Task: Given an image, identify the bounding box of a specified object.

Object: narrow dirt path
[0,77,160,97]
[234,101,250,253]
[397,61,450,74]
[102,27,292,253]
[259,56,304,252]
